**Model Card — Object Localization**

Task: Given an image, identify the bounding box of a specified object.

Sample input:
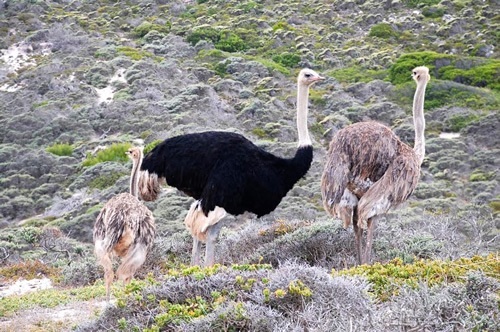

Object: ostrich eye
[304,73,311,78]
[413,71,416,75]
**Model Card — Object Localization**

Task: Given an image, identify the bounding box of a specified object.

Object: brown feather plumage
[321,66,430,264]
[93,147,156,301]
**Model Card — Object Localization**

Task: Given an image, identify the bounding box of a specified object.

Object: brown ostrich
[321,66,430,264]
[93,147,156,300]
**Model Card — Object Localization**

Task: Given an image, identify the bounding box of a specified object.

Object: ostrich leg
[352,209,365,265]
[362,215,380,264]
[204,221,224,266]
[191,237,203,266]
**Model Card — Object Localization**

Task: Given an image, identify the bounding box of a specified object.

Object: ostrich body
[139,68,324,266]
[93,147,156,300]
[321,66,430,265]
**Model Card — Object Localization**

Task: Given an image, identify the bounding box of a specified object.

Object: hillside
[0,0,499,331]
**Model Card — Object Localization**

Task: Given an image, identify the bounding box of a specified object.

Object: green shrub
[334,254,499,301]
[272,52,301,68]
[215,32,248,52]
[213,61,228,77]
[438,63,500,90]
[421,5,445,18]
[469,171,494,182]
[368,23,399,39]
[46,143,73,157]
[133,21,171,38]
[489,201,500,214]
[447,114,480,132]
[186,27,220,46]
[0,260,59,282]
[19,227,41,245]
[430,82,497,110]
[403,0,440,7]
[272,21,294,31]
[238,1,259,13]
[389,52,500,90]
[250,57,289,75]
[389,52,451,84]
[309,89,327,107]
[116,46,155,61]
[89,172,127,190]
[82,143,132,167]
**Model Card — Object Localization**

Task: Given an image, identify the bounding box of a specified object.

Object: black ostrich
[139,68,324,266]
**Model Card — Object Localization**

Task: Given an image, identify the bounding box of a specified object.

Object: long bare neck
[297,83,311,147]
[413,80,428,165]
[129,153,142,197]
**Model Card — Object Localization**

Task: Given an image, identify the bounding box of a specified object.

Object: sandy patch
[0,299,109,332]
[439,132,461,139]
[95,68,127,104]
[0,278,53,297]
[0,42,52,92]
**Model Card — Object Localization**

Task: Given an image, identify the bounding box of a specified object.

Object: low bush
[272,52,301,68]
[334,254,499,301]
[369,23,399,39]
[186,27,220,46]
[421,5,445,18]
[0,260,60,282]
[116,46,155,61]
[439,63,500,90]
[447,114,480,132]
[403,0,440,7]
[82,143,132,167]
[133,21,171,38]
[390,80,499,111]
[389,52,500,90]
[88,171,127,190]
[46,143,73,157]
[215,31,248,52]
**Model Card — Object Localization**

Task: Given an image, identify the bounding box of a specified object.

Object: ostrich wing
[321,151,350,215]
[93,202,127,252]
[357,153,421,228]
[199,160,245,216]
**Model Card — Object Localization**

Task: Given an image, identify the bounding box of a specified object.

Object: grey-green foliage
[216,220,356,269]
[60,252,101,287]
[379,273,499,332]
[78,262,373,331]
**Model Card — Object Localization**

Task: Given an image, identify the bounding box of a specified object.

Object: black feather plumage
[140,131,313,217]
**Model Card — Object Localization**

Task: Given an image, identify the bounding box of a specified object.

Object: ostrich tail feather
[138,170,162,201]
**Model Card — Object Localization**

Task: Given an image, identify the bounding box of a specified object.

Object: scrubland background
[0,0,498,331]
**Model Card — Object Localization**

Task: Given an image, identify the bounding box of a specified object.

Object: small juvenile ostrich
[139,68,324,266]
[93,147,156,300]
[321,66,430,265]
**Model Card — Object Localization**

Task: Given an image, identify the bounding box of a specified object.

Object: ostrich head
[411,66,430,84]
[126,147,142,161]
[298,68,325,87]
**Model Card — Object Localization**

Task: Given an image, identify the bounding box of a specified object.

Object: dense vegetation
[0,0,498,330]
